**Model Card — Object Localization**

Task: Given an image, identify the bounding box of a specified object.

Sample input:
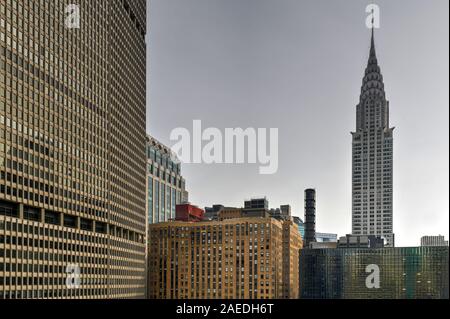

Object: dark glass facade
[299,247,449,299]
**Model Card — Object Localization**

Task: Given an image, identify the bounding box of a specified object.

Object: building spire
[360,15,385,102]
[370,9,377,60]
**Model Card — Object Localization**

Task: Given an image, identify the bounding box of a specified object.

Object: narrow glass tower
[351,29,395,247]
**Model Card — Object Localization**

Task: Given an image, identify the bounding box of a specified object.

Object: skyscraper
[351,28,394,247]
[0,0,147,298]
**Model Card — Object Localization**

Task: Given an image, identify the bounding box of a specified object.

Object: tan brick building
[282,220,301,299]
[148,217,302,299]
[218,208,243,221]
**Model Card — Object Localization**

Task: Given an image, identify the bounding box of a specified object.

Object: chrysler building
[351,28,395,247]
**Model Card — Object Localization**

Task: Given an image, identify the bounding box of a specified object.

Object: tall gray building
[351,29,394,247]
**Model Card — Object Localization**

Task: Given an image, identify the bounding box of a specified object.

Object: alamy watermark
[366,4,381,29]
[65,4,80,29]
[170,120,279,175]
[66,264,81,289]
[365,264,381,289]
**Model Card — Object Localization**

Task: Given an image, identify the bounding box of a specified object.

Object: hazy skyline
[146,0,449,247]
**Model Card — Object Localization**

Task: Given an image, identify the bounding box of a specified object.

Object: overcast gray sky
[146,0,449,247]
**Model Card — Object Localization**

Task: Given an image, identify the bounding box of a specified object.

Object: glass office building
[293,216,305,240]
[299,247,449,299]
[146,136,187,224]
